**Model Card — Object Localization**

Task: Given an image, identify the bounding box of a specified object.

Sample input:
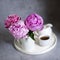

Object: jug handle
[33,31,39,36]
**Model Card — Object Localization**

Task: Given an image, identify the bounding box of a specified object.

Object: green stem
[28,30,34,40]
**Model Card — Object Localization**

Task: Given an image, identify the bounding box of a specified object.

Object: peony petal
[25,13,44,31]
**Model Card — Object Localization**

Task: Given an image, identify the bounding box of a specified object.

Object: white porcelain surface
[14,32,57,55]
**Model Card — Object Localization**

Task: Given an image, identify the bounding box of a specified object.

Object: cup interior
[40,36,49,40]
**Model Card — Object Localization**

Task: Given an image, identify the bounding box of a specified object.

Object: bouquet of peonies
[5,13,43,40]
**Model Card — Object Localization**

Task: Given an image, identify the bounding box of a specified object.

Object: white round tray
[14,32,57,55]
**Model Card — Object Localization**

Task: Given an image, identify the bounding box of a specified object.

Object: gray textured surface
[0,0,60,60]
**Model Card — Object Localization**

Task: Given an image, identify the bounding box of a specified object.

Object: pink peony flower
[8,20,29,39]
[25,13,43,31]
[5,14,21,28]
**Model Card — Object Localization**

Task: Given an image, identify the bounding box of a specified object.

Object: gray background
[0,0,60,60]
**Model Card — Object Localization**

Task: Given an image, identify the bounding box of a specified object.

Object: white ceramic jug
[20,36,35,52]
[39,23,53,36]
[34,23,53,36]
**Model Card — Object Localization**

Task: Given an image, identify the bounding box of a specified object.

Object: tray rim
[14,32,57,55]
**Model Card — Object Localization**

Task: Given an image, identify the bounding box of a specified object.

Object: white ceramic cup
[38,35,51,46]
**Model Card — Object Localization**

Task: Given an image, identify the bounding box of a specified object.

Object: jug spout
[44,23,53,28]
